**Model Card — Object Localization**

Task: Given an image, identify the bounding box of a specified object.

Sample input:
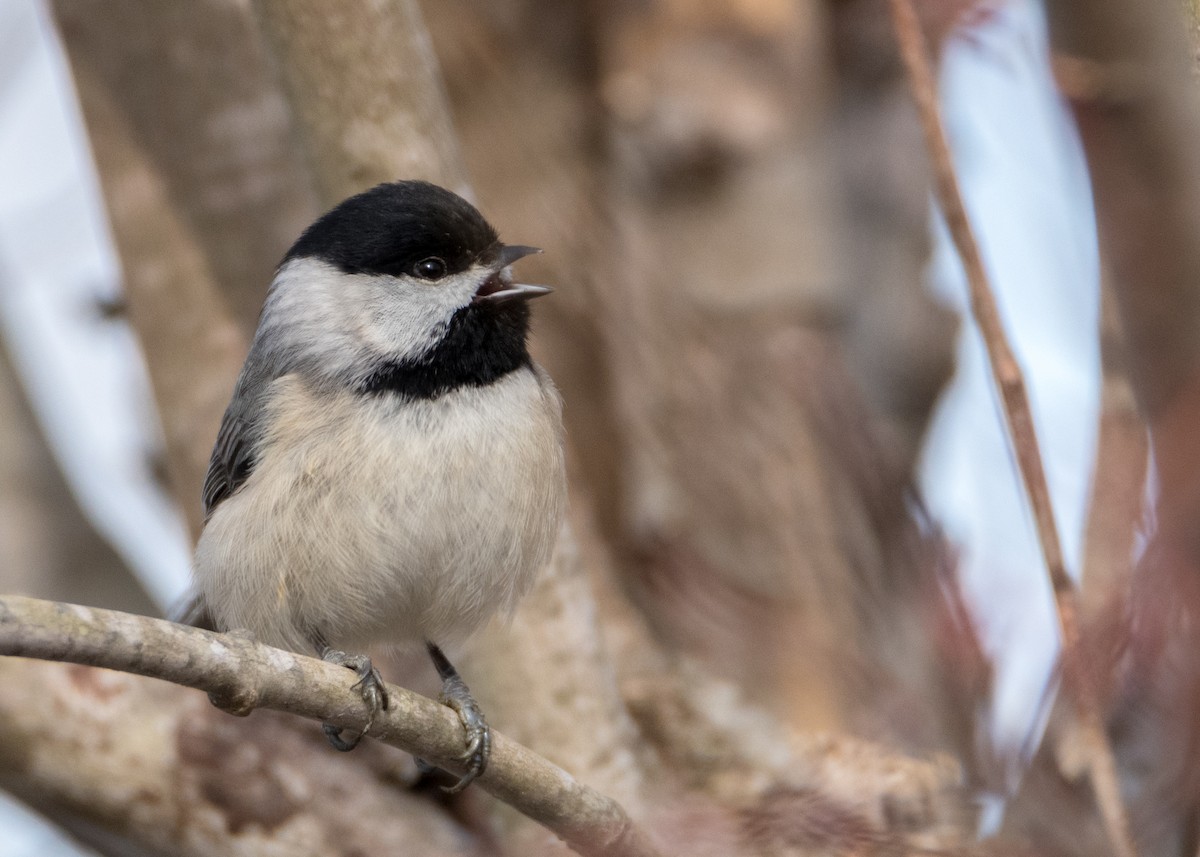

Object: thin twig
[885,3,1137,856]
[0,595,663,857]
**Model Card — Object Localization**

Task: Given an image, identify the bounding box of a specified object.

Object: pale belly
[193,368,565,653]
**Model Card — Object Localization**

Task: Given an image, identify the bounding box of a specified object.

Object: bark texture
[250,0,470,201]
[0,595,664,857]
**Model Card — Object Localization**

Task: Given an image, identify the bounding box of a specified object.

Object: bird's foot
[319,648,389,752]
[438,674,491,793]
[427,642,490,793]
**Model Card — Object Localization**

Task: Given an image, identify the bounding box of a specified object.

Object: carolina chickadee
[188,180,566,791]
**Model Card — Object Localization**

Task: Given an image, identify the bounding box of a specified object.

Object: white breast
[193,367,566,653]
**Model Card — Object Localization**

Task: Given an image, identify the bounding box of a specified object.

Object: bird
[187,180,566,791]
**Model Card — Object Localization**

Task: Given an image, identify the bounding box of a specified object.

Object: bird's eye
[414,257,447,280]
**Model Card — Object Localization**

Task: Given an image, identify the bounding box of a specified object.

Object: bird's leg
[426,641,491,793]
[314,641,390,752]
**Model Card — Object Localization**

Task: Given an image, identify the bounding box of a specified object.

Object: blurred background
[1,0,1196,855]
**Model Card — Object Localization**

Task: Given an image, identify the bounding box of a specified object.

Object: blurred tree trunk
[51,56,246,542]
[426,0,968,756]
[0,338,154,615]
[1040,1,1200,855]
[51,0,318,537]
[52,0,319,335]
[251,0,469,200]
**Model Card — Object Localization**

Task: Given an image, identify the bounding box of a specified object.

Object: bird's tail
[172,590,218,631]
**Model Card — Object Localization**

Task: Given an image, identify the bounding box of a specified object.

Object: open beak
[473,244,553,305]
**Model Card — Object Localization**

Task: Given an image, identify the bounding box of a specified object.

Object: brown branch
[0,659,475,856]
[884,3,1137,856]
[0,595,664,857]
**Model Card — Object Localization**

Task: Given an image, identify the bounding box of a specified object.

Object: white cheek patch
[367,265,486,362]
[264,258,491,373]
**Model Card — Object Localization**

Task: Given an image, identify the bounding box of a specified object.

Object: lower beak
[472,281,553,305]
[474,243,551,304]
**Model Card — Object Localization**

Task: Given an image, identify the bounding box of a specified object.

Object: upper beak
[496,244,542,268]
[473,244,553,305]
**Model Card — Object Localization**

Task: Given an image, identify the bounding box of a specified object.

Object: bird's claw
[351,662,390,714]
[439,675,491,793]
[319,649,389,752]
[323,721,362,752]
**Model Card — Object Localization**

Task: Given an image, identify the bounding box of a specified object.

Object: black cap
[284,181,499,278]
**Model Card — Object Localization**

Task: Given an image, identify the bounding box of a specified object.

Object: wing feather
[200,343,280,519]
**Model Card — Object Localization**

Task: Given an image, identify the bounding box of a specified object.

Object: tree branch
[0,595,663,857]
[885,2,1136,856]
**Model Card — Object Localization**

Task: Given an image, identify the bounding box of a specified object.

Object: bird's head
[260,181,551,396]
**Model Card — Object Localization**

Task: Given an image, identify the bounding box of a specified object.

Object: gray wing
[201,347,279,520]
[183,373,270,630]
[201,410,259,516]
[188,297,299,628]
